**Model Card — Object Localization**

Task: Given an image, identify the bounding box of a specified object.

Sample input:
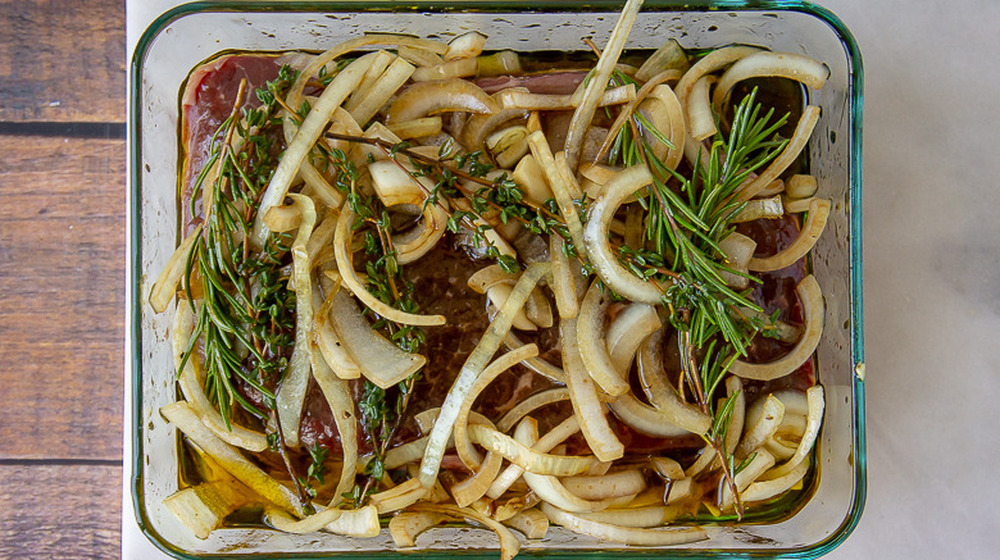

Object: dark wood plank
[0,135,125,460]
[0,463,121,559]
[0,0,125,123]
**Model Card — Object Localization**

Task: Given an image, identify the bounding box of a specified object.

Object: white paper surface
[124,1,1000,558]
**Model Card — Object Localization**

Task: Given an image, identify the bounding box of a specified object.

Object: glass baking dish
[127,0,865,557]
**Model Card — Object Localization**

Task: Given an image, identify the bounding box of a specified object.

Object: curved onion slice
[735,105,820,202]
[172,301,269,451]
[562,469,647,500]
[276,193,317,448]
[717,231,757,289]
[594,70,683,165]
[723,376,746,456]
[413,503,521,560]
[606,302,661,373]
[454,344,540,469]
[460,106,529,154]
[496,388,571,433]
[314,288,363,380]
[487,283,537,331]
[787,174,819,199]
[504,508,549,539]
[328,291,427,389]
[526,131,587,253]
[149,224,202,313]
[576,282,630,396]
[334,207,446,326]
[418,263,549,487]
[445,31,488,61]
[160,402,304,517]
[763,385,824,479]
[411,57,479,82]
[719,449,776,509]
[251,53,375,247]
[563,0,643,170]
[367,159,449,264]
[389,511,448,548]
[562,316,626,461]
[607,393,696,438]
[502,332,565,383]
[387,79,499,124]
[732,195,784,224]
[578,505,685,528]
[541,502,707,546]
[498,85,634,111]
[742,460,809,502]
[549,234,580,319]
[468,422,598,477]
[452,450,504,507]
[687,74,717,141]
[467,263,519,293]
[749,198,830,272]
[486,416,583,499]
[634,331,712,434]
[265,506,343,535]
[729,275,823,381]
[737,394,785,459]
[583,165,668,305]
[712,52,830,116]
[309,347,358,504]
[369,478,429,514]
[641,84,687,171]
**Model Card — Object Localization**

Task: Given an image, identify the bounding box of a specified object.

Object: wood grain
[0,0,126,123]
[0,463,121,559]
[0,135,125,460]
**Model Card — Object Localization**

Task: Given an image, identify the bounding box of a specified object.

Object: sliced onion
[348,56,416,126]
[562,469,646,500]
[763,385,824,479]
[606,302,661,373]
[334,207,446,326]
[786,174,819,199]
[562,0,644,170]
[783,195,817,214]
[717,231,757,290]
[467,264,519,294]
[164,480,250,539]
[488,283,536,331]
[723,376,746,456]
[548,234,580,320]
[265,506,343,535]
[737,394,785,459]
[634,331,712,434]
[504,508,549,539]
[712,52,830,116]
[468,422,598,477]
[389,511,448,547]
[172,300,269,451]
[369,477,429,514]
[445,31,488,61]
[750,198,830,272]
[502,331,565,383]
[149,224,202,313]
[251,53,375,247]
[387,79,499,124]
[276,193,317,448]
[477,50,522,77]
[412,503,521,560]
[314,288,363,380]
[730,275,824,380]
[452,447,504,507]
[496,388,571,433]
[411,57,479,82]
[742,460,809,502]
[607,393,697,438]
[309,344,358,504]
[735,106,820,202]
[636,38,688,81]
[541,502,707,546]
[583,165,667,305]
[756,178,786,197]
[388,116,443,140]
[460,106,529,154]
[367,159,449,264]
[577,505,685,528]
[687,75,718,141]
[397,44,444,67]
[526,131,587,253]
[498,85,634,111]
[719,449,776,509]
[418,263,549,487]
[575,282,629,396]
[731,195,784,224]
[161,401,304,516]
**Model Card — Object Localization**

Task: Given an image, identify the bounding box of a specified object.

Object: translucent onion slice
[541,502,707,546]
[505,508,549,539]
[749,198,830,272]
[460,106,529,154]
[577,505,685,528]
[561,316,626,461]
[418,263,549,487]
[724,376,746,456]
[389,511,448,548]
[512,154,554,206]
[635,39,689,82]
[276,193,317,448]
[314,288,363,380]
[454,344,540,469]
[786,174,819,199]
[397,45,444,67]
[583,165,667,305]
[737,394,785,459]
[172,301,269,451]
[729,275,823,381]
[526,131,587,254]
[334,207,446,327]
[452,448,504,507]
[742,460,809,502]
[561,469,646,500]
[310,347,358,504]
[347,56,417,126]
[514,419,619,513]
[634,331,712,434]
[160,401,304,516]
[412,503,521,560]
[411,57,479,82]
[783,195,817,214]
[735,106,820,202]
[496,388,571,433]
[387,79,499,124]
[563,0,644,170]
[607,393,695,438]
[732,195,784,224]
[606,303,661,373]
[445,31,488,61]
[719,449,776,510]
[487,283,537,331]
[712,52,830,117]
[477,50,522,77]
[576,282,630,396]
[164,480,251,539]
[265,506,343,535]
[498,85,635,111]
[251,53,375,247]
[762,385,824,479]
[388,116,443,140]
[594,73,683,167]
[687,75,718,141]
[717,231,757,290]
[549,234,580,320]
[486,416,583,499]
[468,422,598,477]
[149,224,202,313]
[638,83,687,169]
[369,478,429,514]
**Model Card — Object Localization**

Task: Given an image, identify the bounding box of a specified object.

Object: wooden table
[0,1,125,557]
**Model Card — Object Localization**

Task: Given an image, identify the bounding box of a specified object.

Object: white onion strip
[486,416,582,499]
[763,385,824,479]
[687,75,717,141]
[743,460,809,502]
[583,165,666,305]
[313,288,363,380]
[150,224,202,313]
[606,302,661,373]
[412,503,521,560]
[719,449,776,509]
[541,502,707,546]
[562,469,646,501]
[348,56,417,126]
[468,422,598,477]
[749,198,830,272]
[251,53,375,246]
[634,331,712,434]
[418,262,549,487]
[387,78,499,124]
[504,508,549,539]
[561,316,625,461]
[735,105,820,203]
[549,234,580,320]
[496,388,571,433]
[737,394,785,459]
[310,347,358,505]
[334,207,447,326]
[729,275,823,380]
[563,0,643,170]
[526,131,587,254]
[389,511,448,548]
[576,281,630,396]
[712,52,830,117]
[275,193,317,448]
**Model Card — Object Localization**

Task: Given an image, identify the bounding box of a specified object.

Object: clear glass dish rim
[127,1,866,558]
